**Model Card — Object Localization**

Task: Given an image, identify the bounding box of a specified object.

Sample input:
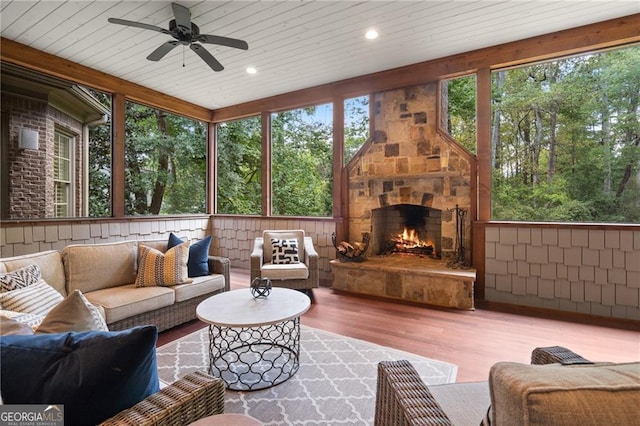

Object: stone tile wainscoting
[485,224,640,321]
[0,218,212,257]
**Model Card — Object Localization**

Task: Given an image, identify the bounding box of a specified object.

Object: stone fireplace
[346,82,473,261]
[331,82,476,310]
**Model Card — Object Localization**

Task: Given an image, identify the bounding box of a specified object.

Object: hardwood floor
[158,268,639,382]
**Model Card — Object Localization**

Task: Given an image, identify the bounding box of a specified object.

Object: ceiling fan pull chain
[183,46,186,67]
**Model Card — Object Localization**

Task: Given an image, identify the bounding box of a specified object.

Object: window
[491,44,640,223]
[441,75,476,154]
[87,89,112,217]
[216,116,262,214]
[54,131,73,217]
[124,102,207,215]
[271,104,333,216]
[344,95,370,164]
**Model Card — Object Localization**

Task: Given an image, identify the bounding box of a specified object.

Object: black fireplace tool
[447,204,469,269]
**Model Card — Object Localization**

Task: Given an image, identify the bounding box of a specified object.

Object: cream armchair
[251,230,319,294]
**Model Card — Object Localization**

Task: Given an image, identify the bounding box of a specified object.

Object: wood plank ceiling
[1,1,638,110]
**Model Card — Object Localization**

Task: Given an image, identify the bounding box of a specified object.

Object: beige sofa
[375,346,640,425]
[0,239,230,332]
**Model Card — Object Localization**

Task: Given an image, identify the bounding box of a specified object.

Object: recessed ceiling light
[246,67,257,74]
[365,29,378,40]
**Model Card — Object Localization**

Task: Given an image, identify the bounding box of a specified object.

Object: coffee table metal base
[207,317,301,391]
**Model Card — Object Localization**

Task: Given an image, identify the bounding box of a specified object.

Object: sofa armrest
[375,360,452,426]
[250,237,264,281]
[208,256,231,292]
[531,346,592,365]
[100,371,225,425]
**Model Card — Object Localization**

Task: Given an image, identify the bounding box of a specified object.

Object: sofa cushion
[428,381,490,426]
[168,233,212,277]
[36,290,108,334]
[84,284,175,324]
[173,274,226,303]
[135,241,191,287]
[489,361,640,425]
[0,251,66,297]
[261,262,309,280]
[0,264,42,292]
[64,241,139,293]
[0,280,64,316]
[0,325,160,426]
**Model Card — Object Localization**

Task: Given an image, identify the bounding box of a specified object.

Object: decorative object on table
[332,232,370,262]
[250,277,272,298]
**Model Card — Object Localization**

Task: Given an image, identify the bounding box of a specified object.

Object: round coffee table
[196,288,311,391]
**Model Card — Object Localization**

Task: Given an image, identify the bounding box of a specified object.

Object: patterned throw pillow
[0,280,64,316]
[0,310,44,330]
[36,290,108,334]
[135,241,192,287]
[0,264,42,293]
[271,238,300,264]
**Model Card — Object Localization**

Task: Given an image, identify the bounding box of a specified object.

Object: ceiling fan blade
[190,44,224,72]
[147,41,180,61]
[171,3,192,34]
[195,34,249,50]
[108,18,169,35]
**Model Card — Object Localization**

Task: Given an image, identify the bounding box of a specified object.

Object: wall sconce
[440,149,450,169]
[19,129,39,150]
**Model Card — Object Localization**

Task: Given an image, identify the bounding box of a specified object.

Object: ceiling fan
[108,3,248,72]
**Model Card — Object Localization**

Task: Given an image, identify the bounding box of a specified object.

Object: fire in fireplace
[385,226,436,256]
[371,204,442,258]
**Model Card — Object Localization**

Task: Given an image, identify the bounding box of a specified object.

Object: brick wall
[2,93,84,218]
[485,224,640,320]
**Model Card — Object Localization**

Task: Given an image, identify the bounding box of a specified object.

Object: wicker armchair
[375,346,593,426]
[251,230,319,292]
[100,371,225,425]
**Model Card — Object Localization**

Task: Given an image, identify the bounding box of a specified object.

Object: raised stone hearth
[330,256,475,310]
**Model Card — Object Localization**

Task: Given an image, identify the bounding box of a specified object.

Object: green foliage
[87,90,111,217]
[271,105,333,216]
[446,76,477,153]
[492,45,640,223]
[216,117,262,214]
[123,102,206,215]
[344,96,370,164]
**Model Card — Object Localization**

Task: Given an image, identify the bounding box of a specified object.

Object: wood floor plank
[158,268,640,382]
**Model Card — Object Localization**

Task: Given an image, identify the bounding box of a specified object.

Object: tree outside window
[271,104,333,217]
[124,102,207,215]
[344,96,370,165]
[491,45,640,223]
[216,116,262,215]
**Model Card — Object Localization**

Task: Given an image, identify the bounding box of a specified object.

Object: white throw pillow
[0,280,63,316]
[35,290,108,334]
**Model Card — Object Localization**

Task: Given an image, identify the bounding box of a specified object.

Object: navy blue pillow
[0,325,160,426]
[168,232,211,277]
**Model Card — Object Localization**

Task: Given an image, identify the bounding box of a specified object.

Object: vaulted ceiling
[1,1,638,110]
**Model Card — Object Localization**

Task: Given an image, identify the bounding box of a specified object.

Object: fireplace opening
[371,204,442,258]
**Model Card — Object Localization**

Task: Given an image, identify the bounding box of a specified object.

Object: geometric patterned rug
[156,325,457,425]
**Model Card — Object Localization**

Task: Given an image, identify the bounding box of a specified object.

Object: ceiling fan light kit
[108,2,248,72]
